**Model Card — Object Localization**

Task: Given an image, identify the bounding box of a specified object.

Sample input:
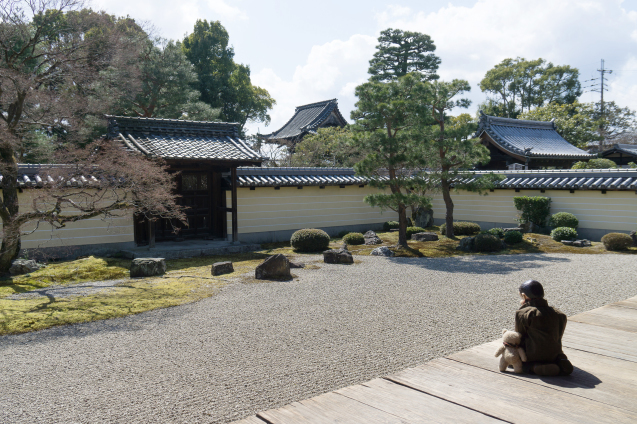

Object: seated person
[515,280,574,376]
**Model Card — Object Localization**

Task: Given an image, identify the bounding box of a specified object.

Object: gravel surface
[2,253,636,423]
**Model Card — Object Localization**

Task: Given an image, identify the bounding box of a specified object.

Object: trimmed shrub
[406,226,426,239]
[383,221,399,231]
[513,196,552,226]
[628,162,637,169]
[474,233,502,252]
[549,212,578,229]
[550,227,578,242]
[337,230,350,238]
[440,221,481,236]
[503,230,523,244]
[343,232,365,245]
[487,227,505,238]
[601,233,633,251]
[572,158,618,169]
[290,229,331,252]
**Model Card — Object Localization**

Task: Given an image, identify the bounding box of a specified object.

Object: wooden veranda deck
[234,296,637,424]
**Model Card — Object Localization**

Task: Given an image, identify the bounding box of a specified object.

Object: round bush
[343,232,365,245]
[406,226,426,239]
[550,227,578,242]
[601,233,633,251]
[440,221,481,236]
[503,230,523,244]
[549,212,579,229]
[383,221,399,231]
[487,227,505,238]
[290,228,331,252]
[474,233,502,252]
[337,230,350,238]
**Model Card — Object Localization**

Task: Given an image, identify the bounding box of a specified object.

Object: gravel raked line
[2,253,636,423]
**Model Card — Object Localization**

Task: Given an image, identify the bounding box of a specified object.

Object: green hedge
[572,158,618,169]
[601,233,632,251]
[474,233,502,252]
[290,228,331,252]
[513,196,551,226]
[383,221,399,231]
[440,221,481,236]
[549,212,578,229]
[550,227,577,242]
[487,227,505,238]
[503,231,523,244]
[343,232,365,245]
[406,226,426,239]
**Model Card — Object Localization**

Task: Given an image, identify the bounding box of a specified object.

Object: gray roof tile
[259,99,347,142]
[476,113,596,159]
[107,116,263,163]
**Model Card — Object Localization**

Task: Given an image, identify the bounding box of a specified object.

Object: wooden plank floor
[234,296,637,423]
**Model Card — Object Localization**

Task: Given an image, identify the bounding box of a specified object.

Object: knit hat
[519,280,544,299]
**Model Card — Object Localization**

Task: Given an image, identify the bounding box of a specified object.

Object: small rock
[503,227,524,233]
[9,259,44,276]
[411,232,439,242]
[561,240,574,246]
[323,245,354,264]
[255,254,291,280]
[289,262,305,269]
[371,246,394,257]
[130,258,166,278]
[364,230,382,245]
[211,261,234,276]
[630,231,637,247]
[572,239,591,248]
[456,237,475,252]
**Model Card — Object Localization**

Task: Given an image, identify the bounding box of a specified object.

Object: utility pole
[584,59,613,149]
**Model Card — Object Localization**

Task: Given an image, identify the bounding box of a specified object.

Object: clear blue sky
[92,0,637,135]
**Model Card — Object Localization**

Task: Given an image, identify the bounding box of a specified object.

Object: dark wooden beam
[148,218,156,248]
[231,166,238,243]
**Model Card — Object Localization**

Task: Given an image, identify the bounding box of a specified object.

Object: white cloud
[90,0,247,40]
[249,34,376,135]
[376,0,637,115]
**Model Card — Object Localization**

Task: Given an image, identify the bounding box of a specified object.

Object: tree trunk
[441,178,455,239]
[397,203,408,247]
[0,149,21,273]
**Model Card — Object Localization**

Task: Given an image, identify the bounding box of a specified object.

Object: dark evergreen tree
[368,28,440,82]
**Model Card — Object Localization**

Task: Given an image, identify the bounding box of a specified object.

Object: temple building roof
[476,112,596,160]
[601,144,637,158]
[106,116,263,164]
[258,99,347,146]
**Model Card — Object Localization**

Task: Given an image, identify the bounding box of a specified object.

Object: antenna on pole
[590,59,613,148]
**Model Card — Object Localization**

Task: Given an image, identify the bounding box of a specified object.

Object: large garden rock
[9,259,44,276]
[211,261,233,276]
[413,207,434,228]
[371,246,394,257]
[631,230,637,247]
[456,237,475,252]
[412,232,439,242]
[130,258,166,278]
[323,245,354,264]
[364,230,382,245]
[255,254,291,280]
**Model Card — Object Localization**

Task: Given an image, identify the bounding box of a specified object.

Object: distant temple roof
[259,99,347,146]
[601,144,637,158]
[476,112,595,160]
[106,116,263,164]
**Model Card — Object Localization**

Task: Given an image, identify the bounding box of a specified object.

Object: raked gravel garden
[2,249,637,423]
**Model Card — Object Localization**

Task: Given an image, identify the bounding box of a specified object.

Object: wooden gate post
[231,166,238,243]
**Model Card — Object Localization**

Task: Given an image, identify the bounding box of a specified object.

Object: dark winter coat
[515,298,567,363]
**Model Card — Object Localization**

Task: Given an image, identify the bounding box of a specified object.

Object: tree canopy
[182,19,275,132]
[290,127,360,167]
[368,28,440,82]
[479,57,581,118]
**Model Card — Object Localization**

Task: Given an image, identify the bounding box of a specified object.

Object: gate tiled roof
[476,113,596,159]
[106,116,263,163]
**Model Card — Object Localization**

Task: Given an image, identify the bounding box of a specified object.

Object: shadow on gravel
[385,254,571,275]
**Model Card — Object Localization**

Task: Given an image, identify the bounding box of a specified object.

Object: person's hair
[519,280,544,299]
